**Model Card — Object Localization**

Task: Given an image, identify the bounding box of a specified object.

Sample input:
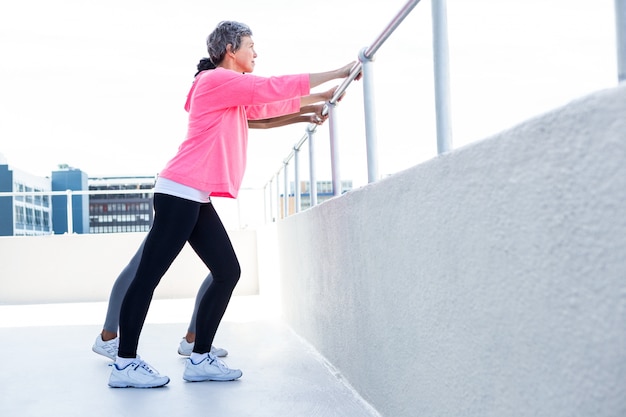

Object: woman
[108,20,357,388]
[93,58,334,362]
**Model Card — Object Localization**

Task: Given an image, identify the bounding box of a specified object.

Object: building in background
[1,154,344,234]
[88,176,155,234]
[0,156,156,236]
[280,180,353,218]
[51,165,90,234]
[0,156,53,236]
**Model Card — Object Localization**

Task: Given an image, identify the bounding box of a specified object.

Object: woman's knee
[213,259,241,286]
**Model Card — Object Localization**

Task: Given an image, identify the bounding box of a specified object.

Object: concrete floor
[0,296,380,417]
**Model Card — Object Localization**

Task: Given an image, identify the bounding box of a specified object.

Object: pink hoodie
[159,67,310,198]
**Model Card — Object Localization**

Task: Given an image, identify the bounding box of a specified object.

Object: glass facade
[12,182,53,236]
[0,164,54,236]
[88,177,155,234]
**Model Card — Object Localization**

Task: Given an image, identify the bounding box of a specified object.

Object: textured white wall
[277,85,626,417]
[0,230,259,304]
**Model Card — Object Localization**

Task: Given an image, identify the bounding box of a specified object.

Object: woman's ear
[226,44,236,58]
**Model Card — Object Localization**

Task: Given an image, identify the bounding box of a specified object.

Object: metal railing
[264,0,453,222]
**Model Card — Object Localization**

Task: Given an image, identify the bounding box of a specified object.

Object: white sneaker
[178,338,228,357]
[92,335,118,360]
[108,358,170,388]
[182,353,242,382]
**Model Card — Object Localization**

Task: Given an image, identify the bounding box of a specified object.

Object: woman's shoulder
[203,67,240,79]
[197,67,250,87]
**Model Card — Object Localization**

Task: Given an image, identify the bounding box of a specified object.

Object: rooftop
[0,296,380,417]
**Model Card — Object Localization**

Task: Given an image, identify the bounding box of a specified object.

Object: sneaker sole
[109,378,170,388]
[212,348,228,357]
[177,348,191,357]
[92,346,116,360]
[183,372,242,382]
[178,348,228,358]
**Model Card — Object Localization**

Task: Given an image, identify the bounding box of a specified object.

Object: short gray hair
[207,21,253,65]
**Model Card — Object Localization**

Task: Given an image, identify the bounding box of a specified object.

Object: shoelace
[207,354,230,372]
[134,360,159,375]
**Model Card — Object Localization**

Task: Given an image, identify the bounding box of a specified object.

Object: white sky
[0,0,619,190]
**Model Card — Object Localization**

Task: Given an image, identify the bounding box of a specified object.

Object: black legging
[117,193,241,358]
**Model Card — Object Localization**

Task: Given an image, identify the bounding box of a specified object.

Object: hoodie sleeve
[245,98,301,120]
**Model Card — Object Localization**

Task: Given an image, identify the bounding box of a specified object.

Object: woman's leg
[187,272,214,335]
[187,202,241,354]
[93,238,147,360]
[117,194,201,358]
[102,237,215,341]
[179,273,229,358]
[102,237,147,336]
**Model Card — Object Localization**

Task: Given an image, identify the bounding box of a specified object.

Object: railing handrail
[288,0,422,153]
[0,189,154,197]
[364,0,423,59]
[263,0,426,222]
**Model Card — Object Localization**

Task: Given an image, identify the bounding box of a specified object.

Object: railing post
[283,161,289,218]
[432,0,453,154]
[263,184,268,223]
[268,177,275,222]
[307,126,318,207]
[262,0,424,205]
[294,146,301,213]
[274,173,280,221]
[359,47,380,183]
[65,189,73,234]
[328,102,342,196]
[617,0,626,83]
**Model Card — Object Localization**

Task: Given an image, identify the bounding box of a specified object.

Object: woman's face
[233,36,257,73]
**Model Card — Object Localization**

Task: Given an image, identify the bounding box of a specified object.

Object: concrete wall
[277,85,626,417]
[0,230,259,304]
